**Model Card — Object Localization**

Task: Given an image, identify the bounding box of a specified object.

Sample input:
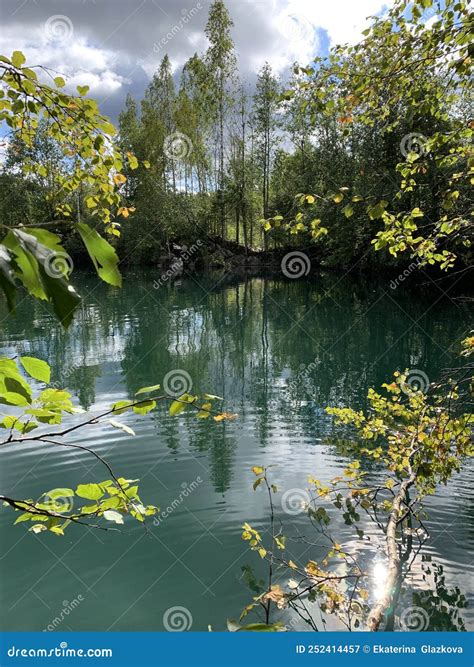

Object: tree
[204,0,237,239]
[239,349,473,631]
[253,63,280,249]
[181,53,212,194]
[268,0,472,271]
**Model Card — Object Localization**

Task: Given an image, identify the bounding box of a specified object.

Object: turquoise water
[0,271,472,631]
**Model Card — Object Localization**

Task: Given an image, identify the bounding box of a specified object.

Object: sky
[0,0,393,121]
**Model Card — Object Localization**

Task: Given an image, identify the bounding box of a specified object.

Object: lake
[0,270,472,632]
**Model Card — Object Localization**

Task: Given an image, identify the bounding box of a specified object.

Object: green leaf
[0,245,16,312]
[169,400,186,416]
[343,204,354,218]
[38,262,80,328]
[99,496,122,510]
[20,357,51,383]
[54,76,66,88]
[368,200,388,220]
[11,51,26,68]
[100,122,116,136]
[0,391,29,407]
[77,223,122,287]
[4,229,80,326]
[4,376,32,403]
[46,488,74,500]
[111,400,131,415]
[135,384,161,395]
[14,512,35,524]
[76,484,104,500]
[132,400,156,415]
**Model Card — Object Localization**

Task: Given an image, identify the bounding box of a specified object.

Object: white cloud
[0,0,394,118]
[1,23,129,99]
[279,0,393,48]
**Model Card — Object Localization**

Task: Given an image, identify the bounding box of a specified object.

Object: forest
[1,0,471,276]
[0,0,472,647]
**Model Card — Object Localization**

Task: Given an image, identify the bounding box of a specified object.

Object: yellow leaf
[251,466,264,475]
[113,173,126,185]
[213,412,237,422]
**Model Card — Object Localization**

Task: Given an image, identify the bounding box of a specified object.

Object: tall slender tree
[142,54,177,191]
[204,0,237,239]
[253,63,280,249]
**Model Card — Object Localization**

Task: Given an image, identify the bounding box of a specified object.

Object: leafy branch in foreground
[236,364,472,631]
[0,355,236,535]
[0,51,148,325]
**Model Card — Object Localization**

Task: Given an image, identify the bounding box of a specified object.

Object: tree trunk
[366,472,416,631]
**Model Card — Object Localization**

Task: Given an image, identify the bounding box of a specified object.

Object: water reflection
[0,271,472,631]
